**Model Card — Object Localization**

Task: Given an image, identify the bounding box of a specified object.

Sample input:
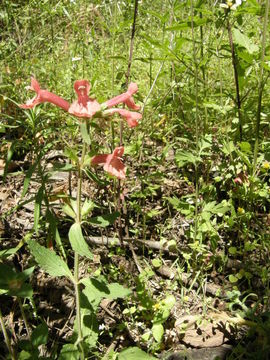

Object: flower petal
[91,154,110,165]
[103,82,139,108]
[20,77,70,111]
[104,108,141,128]
[104,156,126,180]
[124,96,140,110]
[69,99,101,118]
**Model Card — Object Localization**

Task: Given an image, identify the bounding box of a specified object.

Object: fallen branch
[85,235,179,253]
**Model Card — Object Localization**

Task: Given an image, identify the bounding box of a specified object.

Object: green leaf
[88,212,120,227]
[62,204,76,219]
[21,154,42,198]
[0,247,18,259]
[229,246,237,255]
[47,210,66,260]
[152,258,162,268]
[166,16,211,31]
[31,322,48,347]
[232,28,259,54]
[229,274,238,283]
[80,122,91,145]
[34,186,44,234]
[175,150,201,168]
[81,276,131,311]
[58,344,80,360]
[0,264,34,298]
[118,347,157,360]
[28,240,72,279]
[106,283,131,300]
[240,142,252,154]
[68,223,93,260]
[152,323,164,343]
[64,147,78,164]
[81,199,95,218]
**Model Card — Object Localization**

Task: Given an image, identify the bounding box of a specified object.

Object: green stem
[0,307,15,360]
[253,0,270,175]
[191,0,200,243]
[18,298,31,339]
[227,17,242,141]
[74,141,87,359]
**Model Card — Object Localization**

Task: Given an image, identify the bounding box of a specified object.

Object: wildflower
[233,172,249,186]
[103,108,141,128]
[91,146,126,180]
[234,177,243,185]
[262,161,270,170]
[237,207,245,214]
[20,77,141,128]
[19,77,70,111]
[104,83,140,110]
[69,80,101,118]
[220,0,244,10]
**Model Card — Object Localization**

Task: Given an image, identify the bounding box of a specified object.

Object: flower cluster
[20,78,142,179]
[220,0,244,10]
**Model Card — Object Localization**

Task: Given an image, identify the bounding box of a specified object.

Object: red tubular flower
[103,108,142,128]
[103,83,140,110]
[91,146,126,180]
[20,78,141,128]
[68,80,101,118]
[19,77,70,111]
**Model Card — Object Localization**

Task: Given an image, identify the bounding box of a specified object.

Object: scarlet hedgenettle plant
[20,77,141,128]
[19,77,142,358]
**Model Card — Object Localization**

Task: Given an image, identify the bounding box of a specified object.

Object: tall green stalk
[191,0,200,244]
[227,16,242,141]
[74,141,87,359]
[0,308,15,360]
[253,0,270,175]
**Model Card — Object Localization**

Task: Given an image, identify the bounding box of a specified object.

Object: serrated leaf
[68,223,93,260]
[28,240,72,279]
[118,347,157,360]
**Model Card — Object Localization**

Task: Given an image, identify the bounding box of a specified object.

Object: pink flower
[20,78,141,127]
[103,83,140,110]
[68,80,101,118]
[234,177,243,185]
[103,108,142,128]
[19,77,70,111]
[91,146,126,180]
